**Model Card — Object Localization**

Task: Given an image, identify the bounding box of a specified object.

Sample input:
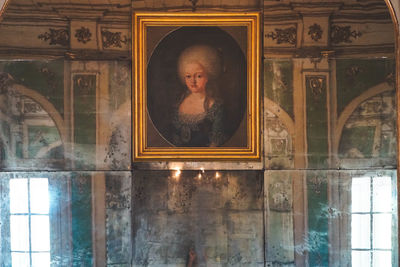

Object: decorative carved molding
[75,27,92,44]
[38,29,69,46]
[266,27,297,45]
[306,76,326,100]
[63,50,130,60]
[294,48,323,59]
[101,30,129,48]
[309,57,323,70]
[308,23,323,42]
[330,25,362,44]
[73,74,96,95]
[23,101,43,114]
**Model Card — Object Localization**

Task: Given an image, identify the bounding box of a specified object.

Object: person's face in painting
[184,62,208,94]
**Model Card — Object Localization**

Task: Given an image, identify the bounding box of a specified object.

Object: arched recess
[334,82,394,155]
[265,97,295,137]
[6,82,68,152]
[264,98,295,167]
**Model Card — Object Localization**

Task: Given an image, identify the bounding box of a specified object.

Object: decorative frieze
[75,27,92,44]
[22,101,43,114]
[38,28,69,46]
[266,27,296,45]
[330,25,362,44]
[308,23,323,42]
[101,30,130,49]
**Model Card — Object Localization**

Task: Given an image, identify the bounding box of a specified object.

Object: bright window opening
[9,178,51,267]
[351,176,393,267]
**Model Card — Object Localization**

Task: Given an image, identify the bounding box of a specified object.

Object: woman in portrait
[171,45,227,147]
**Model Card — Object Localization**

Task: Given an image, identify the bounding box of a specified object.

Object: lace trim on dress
[172,101,225,146]
[178,112,207,125]
[177,102,219,126]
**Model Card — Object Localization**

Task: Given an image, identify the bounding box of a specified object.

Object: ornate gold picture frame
[133,12,261,161]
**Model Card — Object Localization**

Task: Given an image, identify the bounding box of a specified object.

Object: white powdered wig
[177,45,221,83]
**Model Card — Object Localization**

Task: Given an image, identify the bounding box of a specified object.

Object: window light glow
[351,176,393,267]
[9,178,51,267]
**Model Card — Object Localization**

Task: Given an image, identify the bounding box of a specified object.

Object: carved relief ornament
[266,27,297,45]
[307,76,326,100]
[331,25,362,44]
[308,23,323,42]
[38,28,69,46]
[101,30,130,48]
[22,101,43,113]
[73,74,96,95]
[75,27,92,44]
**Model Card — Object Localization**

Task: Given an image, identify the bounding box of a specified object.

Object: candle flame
[172,168,181,181]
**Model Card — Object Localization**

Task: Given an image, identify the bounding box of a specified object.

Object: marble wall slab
[132,170,264,266]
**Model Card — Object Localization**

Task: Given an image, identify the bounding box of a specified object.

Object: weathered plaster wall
[132,171,264,266]
[0,0,398,266]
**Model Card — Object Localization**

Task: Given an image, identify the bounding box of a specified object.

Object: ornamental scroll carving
[75,27,92,44]
[306,76,326,101]
[331,25,362,44]
[308,23,323,42]
[73,74,96,95]
[266,27,297,45]
[22,101,43,114]
[101,30,130,48]
[38,28,69,46]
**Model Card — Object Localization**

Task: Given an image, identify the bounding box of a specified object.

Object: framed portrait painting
[133,12,261,160]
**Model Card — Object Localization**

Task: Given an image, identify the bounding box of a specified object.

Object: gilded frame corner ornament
[132,12,261,161]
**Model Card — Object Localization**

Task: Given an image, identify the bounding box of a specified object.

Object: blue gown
[171,100,226,147]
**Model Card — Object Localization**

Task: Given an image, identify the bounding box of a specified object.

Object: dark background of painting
[146,26,247,147]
